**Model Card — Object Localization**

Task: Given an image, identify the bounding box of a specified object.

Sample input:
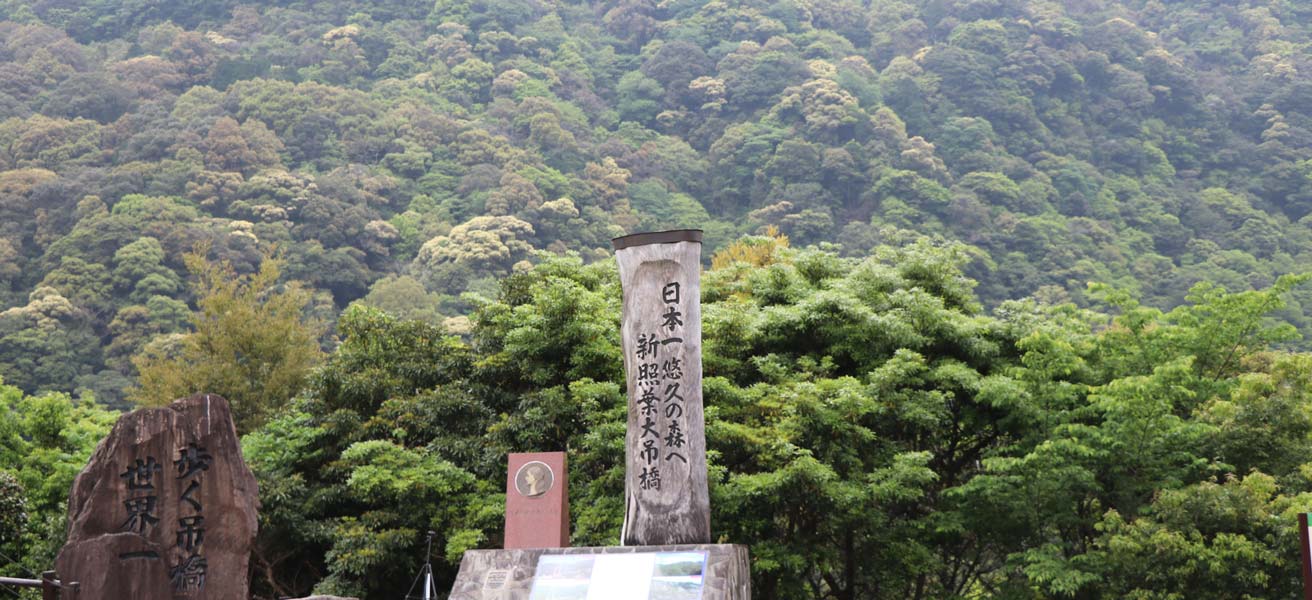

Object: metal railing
[0,571,80,599]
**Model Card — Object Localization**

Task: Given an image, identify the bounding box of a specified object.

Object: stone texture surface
[56,393,259,599]
[614,232,711,546]
[449,544,750,600]
[505,452,569,549]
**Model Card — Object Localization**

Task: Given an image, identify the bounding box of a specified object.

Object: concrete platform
[448,543,750,599]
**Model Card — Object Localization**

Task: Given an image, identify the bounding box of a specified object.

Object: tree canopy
[236,237,1312,599]
[0,0,1311,407]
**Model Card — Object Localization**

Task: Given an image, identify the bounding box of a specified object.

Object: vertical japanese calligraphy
[119,457,162,542]
[614,230,711,546]
[113,444,214,592]
[171,442,212,593]
[631,281,694,480]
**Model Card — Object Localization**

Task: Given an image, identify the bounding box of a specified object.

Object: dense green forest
[1,0,1312,598]
[0,0,1310,406]
[6,239,1312,599]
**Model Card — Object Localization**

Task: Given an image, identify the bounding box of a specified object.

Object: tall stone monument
[612,229,710,546]
[56,393,259,599]
[446,230,748,599]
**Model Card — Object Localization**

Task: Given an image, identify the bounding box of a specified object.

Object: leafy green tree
[245,236,1310,600]
[131,247,323,432]
[0,469,26,571]
[1,1,1312,595]
[411,215,535,294]
[111,237,181,303]
[0,378,115,582]
[242,305,492,598]
[0,286,101,395]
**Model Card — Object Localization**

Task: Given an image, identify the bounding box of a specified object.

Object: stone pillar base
[449,543,750,599]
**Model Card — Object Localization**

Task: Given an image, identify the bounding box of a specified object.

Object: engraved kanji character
[661,357,683,380]
[120,458,161,491]
[662,282,681,305]
[170,554,207,592]
[176,515,205,552]
[640,466,662,491]
[180,480,202,511]
[118,551,159,561]
[174,443,212,480]
[641,416,659,439]
[664,422,686,448]
[637,362,660,382]
[636,333,662,359]
[641,439,659,464]
[638,389,658,416]
[661,305,683,331]
[121,496,159,534]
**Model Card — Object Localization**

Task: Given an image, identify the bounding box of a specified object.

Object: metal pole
[0,577,42,587]
[423,530,436,600]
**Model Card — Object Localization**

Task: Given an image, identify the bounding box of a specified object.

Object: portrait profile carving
[514,461,554,498]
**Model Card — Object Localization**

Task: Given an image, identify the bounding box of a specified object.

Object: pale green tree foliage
[411,215,535,294]
[131,246,322,432]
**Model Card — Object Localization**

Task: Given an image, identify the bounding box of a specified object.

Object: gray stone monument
[447,230,748,599]
[613,230,711,546]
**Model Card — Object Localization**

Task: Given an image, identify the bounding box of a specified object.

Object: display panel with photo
[527,551,707,600]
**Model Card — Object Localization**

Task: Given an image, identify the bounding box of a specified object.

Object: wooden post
[613,230,710,546]
[40,571,57,600]
[1301,513,1312,600]
[63,581,80,600]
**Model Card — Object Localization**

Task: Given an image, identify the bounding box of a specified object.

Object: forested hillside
[0,0,1310,406]
[2,1,1312,598]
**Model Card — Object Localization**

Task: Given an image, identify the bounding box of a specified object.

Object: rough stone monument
[505,452,569,549]
[56,393,259,599]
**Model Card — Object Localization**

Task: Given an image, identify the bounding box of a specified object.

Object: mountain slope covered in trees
[2,2,1312,598]
[0,0,1310,405]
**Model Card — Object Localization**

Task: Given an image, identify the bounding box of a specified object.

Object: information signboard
[527,551,707,600]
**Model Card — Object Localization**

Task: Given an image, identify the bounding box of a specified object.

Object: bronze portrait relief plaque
[514,461,554,498]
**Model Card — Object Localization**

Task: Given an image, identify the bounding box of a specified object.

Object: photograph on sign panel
[529,555,596,600]
[649,552,706,600]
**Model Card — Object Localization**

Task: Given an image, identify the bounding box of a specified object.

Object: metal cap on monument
[611,229,703,250]
[612,229,711,546]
